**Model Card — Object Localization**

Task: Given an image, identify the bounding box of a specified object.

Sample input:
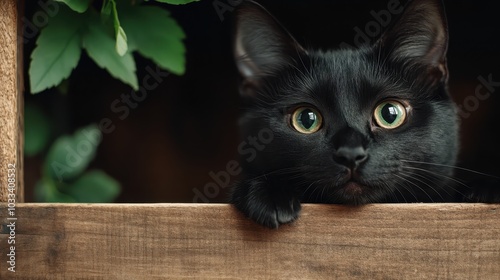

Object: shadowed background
[24,0,500,202]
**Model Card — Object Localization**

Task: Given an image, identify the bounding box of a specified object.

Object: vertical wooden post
[0,0,23,203]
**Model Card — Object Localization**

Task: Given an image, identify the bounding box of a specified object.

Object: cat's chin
[332,180,381,205]
[341,181,365,196]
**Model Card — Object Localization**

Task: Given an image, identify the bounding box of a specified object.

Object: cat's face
[233,0,459,204]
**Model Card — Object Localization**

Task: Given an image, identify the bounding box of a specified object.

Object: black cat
[230,0,494,228]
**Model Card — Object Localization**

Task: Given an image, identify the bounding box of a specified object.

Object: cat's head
[233,0,459,204]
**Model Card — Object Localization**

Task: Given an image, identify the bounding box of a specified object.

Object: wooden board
[1,203,499,279]
[0,0,23,203]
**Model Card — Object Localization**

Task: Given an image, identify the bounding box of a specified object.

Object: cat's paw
[242,197,301,228]
[231,179,301,228]
[275,198,302,226]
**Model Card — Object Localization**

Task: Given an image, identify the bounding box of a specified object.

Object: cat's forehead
[273,48,410,125]
[310,48,379,85]
[308,50,384,100]
[280,49,401,128]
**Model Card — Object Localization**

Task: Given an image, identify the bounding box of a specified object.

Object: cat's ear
[233,1,306,85]
[378,0,449,82]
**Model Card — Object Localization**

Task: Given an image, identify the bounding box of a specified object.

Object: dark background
[24,0,500,202]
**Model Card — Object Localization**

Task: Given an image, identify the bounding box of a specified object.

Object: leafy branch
[29,0,199,94]
[26,104,121,202]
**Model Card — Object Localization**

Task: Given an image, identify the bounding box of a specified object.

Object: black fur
[230,0,490,228]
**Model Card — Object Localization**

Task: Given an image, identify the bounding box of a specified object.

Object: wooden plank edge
[0,0,20,203]
[1,203,499,279]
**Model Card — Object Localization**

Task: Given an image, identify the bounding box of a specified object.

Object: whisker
[402,166,472,191]
[400,170,453,198]
[399,171,445,201]
[249,166,302,180]
[303,178,330,202]
[401,166,471,200]
[303,182,316,198]
[391,183,406,203]
[393,174,435,202]
[401,160,500,179]
[379,179,403,203]
[392,176,419,202]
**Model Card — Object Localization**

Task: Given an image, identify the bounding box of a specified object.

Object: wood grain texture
[0,203,499,279]
[0,0,22,202]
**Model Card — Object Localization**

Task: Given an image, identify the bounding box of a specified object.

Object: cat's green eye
[291,107,323,134]
[373,100,407,129]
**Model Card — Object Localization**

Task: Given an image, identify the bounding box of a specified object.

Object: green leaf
[102,0,129,56]
[25,103,52,157]
[34,178,77,202]
[44,124,103,182]
[63,170,121,203]
[29,6,84,94]
[151,0,200,4]
[120,6,186,75]
[82,14,138,89]
[115,25,128,56]
[55,0,92,13]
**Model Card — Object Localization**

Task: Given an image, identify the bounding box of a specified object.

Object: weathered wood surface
[0,0,23,203]
[1,203,499,279]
